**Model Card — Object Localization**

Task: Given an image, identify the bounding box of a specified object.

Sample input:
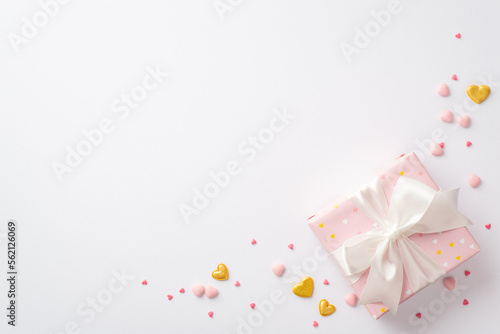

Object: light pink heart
[468,174,481,188]
[443,277,456,290]
[430,143,443,156]
[436,83,450,97]
[457,115,470,128]
[271,263,285,277]
[205,285,218,298]
[440,109,454,123]
[191,283,205,297]
[344,293,357,307]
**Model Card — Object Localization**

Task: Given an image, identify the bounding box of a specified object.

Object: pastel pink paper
[308,153,480,319]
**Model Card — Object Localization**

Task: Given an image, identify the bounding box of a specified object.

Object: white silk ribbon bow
[331,176,471,314]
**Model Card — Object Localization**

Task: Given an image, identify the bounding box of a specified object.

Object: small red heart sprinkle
[466,141,472,147]
[208,311,214,318]
[455,33,461,38]
[167,294,173,300]
[439,142,444,148]
[251,239,257,245]
[353,208,358,213]
[141,280,147,285]
[288,243,294,250]
[416,313,422,319]
[179,288,185,293]
[465,270,471,277]
[312,321,318,327]
[250,303,255,309]
[234,281,240,287]
[463,299,469,305]
[486,224,491,229]
[451,74,458,80]
[323,279,329,285]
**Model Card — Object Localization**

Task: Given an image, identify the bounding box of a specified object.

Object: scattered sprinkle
[179,288,185,293]
[288,243,294,250]
[251,239,257,245]
[455,33,461,39]
[141,280,148,285]
[234,281,240,287]
[249,303,255,309]
[312,321,318,327]
[323,279,329,285]
[208,311,214,318]
[485,224,491,230]
[167,294,173,300]
[466,141,472,147]
[439,142,444,148]
[416,313,422,319]
[465,270,471,276]
[451,74,458,80]
[463,299,469,306]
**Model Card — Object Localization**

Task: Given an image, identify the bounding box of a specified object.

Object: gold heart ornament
[467,85,490,104]
[292,276,314,297]
[319,299,336,316]
[212,263,229,280]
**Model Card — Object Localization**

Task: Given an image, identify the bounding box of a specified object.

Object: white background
[0,0,499,333]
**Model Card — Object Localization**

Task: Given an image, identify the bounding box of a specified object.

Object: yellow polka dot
[319,223,324,228]
[330,234,335,238]
[381,308,386,313]
[400,171,404,176]
[333,204,338,209]
[449,242,454,247]
[436,250,441,255]
[456,255,461,260]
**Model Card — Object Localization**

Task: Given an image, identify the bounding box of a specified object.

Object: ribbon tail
[397,236,446,294]
[359,239,404,314]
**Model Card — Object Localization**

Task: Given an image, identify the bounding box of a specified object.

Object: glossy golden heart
[212,263,229,281]
[319,299,336,316]
[467,85,490,104]
[292,277,314,297]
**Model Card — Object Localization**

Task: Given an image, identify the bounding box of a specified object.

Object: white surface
[0,0,498,333]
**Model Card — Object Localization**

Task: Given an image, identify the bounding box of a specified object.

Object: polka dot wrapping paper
[308,152,480,320]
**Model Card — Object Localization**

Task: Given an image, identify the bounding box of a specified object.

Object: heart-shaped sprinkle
[418,171,423,176]
[443,262,448,267]
[455,33,461,38]
[288,243,294,250]
[443,277,456,290]
[235,281,240,287]
[451,74,458,80]
[319,223,324,228]
[330,234,335,238]
[469,244,475,249]
[457,115,471,128]
[312,321,318,327]
[292,277,314,297]
[141,280,148,285]
[167,294,173,300]
[466,141,472,147]
[251,239,257,245]
[179,288,185,293]
[205,285,218,298]
[191,283,205,297]
[342,219,348,224]
[485,224,491,230]
[319,299,336,316]
[400,171,405,176]
[344,293,357,307]
[449,242,454,247]
[440,109,454,122]
[380,308,386,313]
[416,313,422,319]
[467,85,490,104]
[250,303,255,309]
[465,270,471,276]
[469,174,481,188]
[439,142,445,148]
[432,239,438,244]
[460,239,465,244]
[456,255,461,260]
[436,250,441,255]
[333,204,338,209]
[271,263,286,277]
[208,311,214,318]
[431,143,444,156]
[212,263,229,281]
[463,299,469,305]
[436,83,450,97]
[323,279,329,285]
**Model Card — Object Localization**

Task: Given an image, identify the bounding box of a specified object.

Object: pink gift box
[308,152,480,319]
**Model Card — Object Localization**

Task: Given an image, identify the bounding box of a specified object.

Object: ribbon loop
[331,176,471,314]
